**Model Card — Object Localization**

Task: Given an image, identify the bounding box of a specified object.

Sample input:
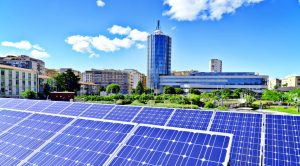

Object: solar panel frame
[107,124,234,166]
[25,100,56,112]
[80,104,116,119]
[0,99,26,109]
[13,99,40,111]
[41,101,72,114]
[104,105,143,122]
[0,98,12,107]
[0,110,33,135]
[133,107,175,126]
[59,102,93,116]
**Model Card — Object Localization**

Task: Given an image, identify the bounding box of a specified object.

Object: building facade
[282,76,300,87]
[209,59,222,72]
[0,55,45,75]
[159,72,268,93]
[45,68,59,78]
[172,70,199,76]
[0,64,38,97]
[147,21,172,93]
[124,69,147,93]
[268,79,282,89]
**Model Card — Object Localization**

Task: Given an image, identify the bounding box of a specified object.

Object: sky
[0,0,299,79]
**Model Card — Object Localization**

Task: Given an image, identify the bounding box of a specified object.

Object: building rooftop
[0,64,38,73]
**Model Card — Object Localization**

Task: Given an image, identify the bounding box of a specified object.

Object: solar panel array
[0,98,300,166]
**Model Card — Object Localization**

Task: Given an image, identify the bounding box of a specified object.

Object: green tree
[244,96,256,107]
[42,83,51,97]
[55,69,80,92]
[232,88,242,98]
[175,88,184,94]
[189,88,201,95]
[21,89,37,99]
[97,85,105,94]
[221,89,232,99]
[106,84,121,94]
[136,81,144,95]
[164,86,175,94]
[262,89,283,101]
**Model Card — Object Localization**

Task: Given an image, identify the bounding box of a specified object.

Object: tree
[175,88,184,95]
[244,96,256,107]
[164,86,175,94]
[42,83,51,97]
[106,84,121,94]
[55,69,80,92]
[262,89,283,101]
[135,81,144,95]
[21,89,37,99]
[232,88,242,98]
[221,89,232,99]
[97,85,105,94]
[189,88,201,95]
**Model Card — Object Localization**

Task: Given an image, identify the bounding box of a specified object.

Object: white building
[209,59,222,72]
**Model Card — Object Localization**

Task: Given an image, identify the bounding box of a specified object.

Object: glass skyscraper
[147,21,172,92]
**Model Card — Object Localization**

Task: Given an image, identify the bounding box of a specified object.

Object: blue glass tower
[147,20,172,92]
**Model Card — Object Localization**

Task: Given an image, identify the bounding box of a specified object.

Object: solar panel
[14,100,39,110]
[42,102,72,114]
[59,103,92,116]
[109,124,233,166]
[0,98,12,106]
[0,110,31,132]
[26,100,55,112]
[80,104,115,119]
[210,112,262,166]
[167,109,213,130]
[1,99,26,109]
[264,114,300,166]
[24,119,135,166]
[133,107,174,125]
[0,113,72,165]
[105,106,142,122]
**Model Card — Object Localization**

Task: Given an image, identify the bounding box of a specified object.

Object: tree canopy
[106,84,121,94]
[55,69,80,92]
[135,81,144,95]
[164,86,175,94]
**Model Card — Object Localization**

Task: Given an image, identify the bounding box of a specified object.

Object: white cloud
[1,40,32,50]
[66,25,149,57]
[32,44,45,51]
[128,29,149,42]
[96,0,105,7]
[136,43,146,49]
[31,50,50,59]
[163,0,264,21]
[108,25,132,35]
[171,26,176,30]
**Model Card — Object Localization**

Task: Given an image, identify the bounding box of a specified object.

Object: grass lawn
[269,106,300,115]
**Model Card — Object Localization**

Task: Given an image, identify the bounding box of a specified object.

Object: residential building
[0,55,45,75]
[209,59,222,72]
[282,76,300,87]
[268,78,282,89]
[147,20,172,93]
[0,64,38,97]
[79,82,99,95]
[159,72,268,93]
[172,70,199,76]
[124,69,147,93]
[82,69,129,94]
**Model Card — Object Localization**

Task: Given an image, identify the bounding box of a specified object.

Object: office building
[124,69,147,93]
[159,72,268,93]
[209,59,222,72]
[0,64,38,97]
[0,55,45,75]
[268,79,282,89]
[282,76,300,87]
[147,20,172,93]
[172,70,199,76]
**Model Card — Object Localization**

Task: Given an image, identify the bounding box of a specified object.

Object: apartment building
[282,76,300,87]
[0,64,38,97]
[209,59,222,72]
[124,69,146,93]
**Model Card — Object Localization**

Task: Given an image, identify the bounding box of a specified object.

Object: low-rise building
[282,76,300,87]
[124,69,146,93]
[268,78,282,89]
[0,64,38,97]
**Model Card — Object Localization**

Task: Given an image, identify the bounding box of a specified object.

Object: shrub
[21,90,37,99]
[204,101,216,109]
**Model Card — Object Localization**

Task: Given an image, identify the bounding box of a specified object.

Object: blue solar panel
[210,112,262,166]
[105,106,142,122]
[42,102,72,114]
[133,107,174,125]
[0,98,12,106]
[264,114,300,166]
[1,99,25,109]
[59,103,92,116]
[0,114,72,165]
[14,100,39,110]
[80,104,115,119]
[167,109,213,130]
[0,110,31,132]
[25,119,135,166]
[26,100,55,112]
[110,125,233,166]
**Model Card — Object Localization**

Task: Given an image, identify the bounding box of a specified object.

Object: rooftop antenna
[156,20,160,30]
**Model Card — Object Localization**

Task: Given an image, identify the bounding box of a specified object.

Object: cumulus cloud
[163,0,264,21]
[1,40,32,50]
[66,25,149,57]
[108,25,132,35]
[136,43,146,49]
[96,0,105,7]
[30,50,50,59]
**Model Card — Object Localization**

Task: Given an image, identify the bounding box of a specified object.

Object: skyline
[0,0,300,79]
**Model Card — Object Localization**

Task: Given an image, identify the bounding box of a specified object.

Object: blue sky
[0,0,299,79]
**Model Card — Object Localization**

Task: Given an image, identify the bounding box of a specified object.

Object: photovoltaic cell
[25,119,135,166]
[42,102,71,114]
[59,103,92,116]
[133,107,174,125]
[110,125,232,166]
[0,110,31,132]
[0,113,72,165]
[264,114,300,166]
[167,109,213,130]
[0,98,12,106]
[210,112,262,166]
[14,100,39,110]
[26,100,55,112]
[80,104,115,119]
[1,99,25,109]
[105,106,142,122]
